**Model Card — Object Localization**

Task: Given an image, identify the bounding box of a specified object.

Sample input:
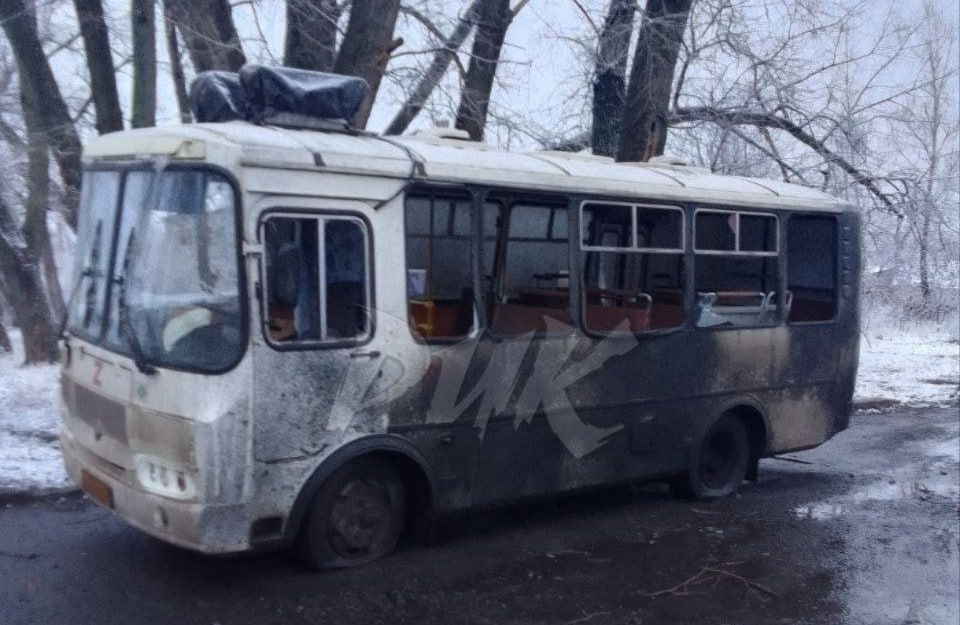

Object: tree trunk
[592,0,636,157]
[210,0,246,70]
[23,115,66,325]
[164,0,245,73]
[616,0,692,162]
[0,282,12,352]
[0,0,84,227]
[0,317,11,353]
[0,199,59,364]
[18,53,66,325]
[384,0,482,136]
[917,209,932,317]
[74,0,125,134]
[454,0,512,141]
[333,0,402,129]
[131,0,157,128]
[284,0,339,72]
[163,6,191,123]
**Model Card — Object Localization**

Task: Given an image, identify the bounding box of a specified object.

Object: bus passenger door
[251,210,387,462]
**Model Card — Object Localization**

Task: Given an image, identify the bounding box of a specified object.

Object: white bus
[60,68,859,568]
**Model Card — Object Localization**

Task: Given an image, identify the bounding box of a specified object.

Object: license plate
[81,470,114,509]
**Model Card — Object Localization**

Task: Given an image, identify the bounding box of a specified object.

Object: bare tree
[74,0,124,134]
[0,308,11,352]
[670,107,895,210]
[20,79,65,324]
[0,0,83,225]
[334,0,403,128]
[385,2,478,135]
[162,4,191,123]
[454,0,512,141]
[383,0,483,136]
[885,1,959,318]
[0,192,58,363]
[284,0,340,72]
[592,0,636,157]
[131,0,157,128]
[617,0,692,162]
[164,0,245,73]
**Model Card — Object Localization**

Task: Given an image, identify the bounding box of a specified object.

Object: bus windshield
[67,167,244,373]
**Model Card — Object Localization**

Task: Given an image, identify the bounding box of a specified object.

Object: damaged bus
[59,66,860,568]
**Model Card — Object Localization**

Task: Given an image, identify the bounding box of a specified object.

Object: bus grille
[66,379,129,445]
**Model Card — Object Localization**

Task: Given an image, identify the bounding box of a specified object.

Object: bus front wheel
[675,414,750,500]
[297,458,406,569]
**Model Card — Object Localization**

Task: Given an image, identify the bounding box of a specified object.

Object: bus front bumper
[61,430,251,554]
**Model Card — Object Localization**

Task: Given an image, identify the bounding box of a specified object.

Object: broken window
[581,203,685,333]
[405,193,476,340]
[487,202,571,336]
[262,214,369,344]
[694,209,779,328]
[787,215,837,322]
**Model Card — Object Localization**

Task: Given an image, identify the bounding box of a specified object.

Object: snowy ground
[1,319,958,495]
[856,313,960,409]
[0,332,71,496]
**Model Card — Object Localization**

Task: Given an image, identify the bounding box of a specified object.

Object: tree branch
[671,106,898,213]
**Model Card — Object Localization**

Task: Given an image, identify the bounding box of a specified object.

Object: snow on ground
[0,331,71,496]
[0,315,957,495]
[855,313,960,409]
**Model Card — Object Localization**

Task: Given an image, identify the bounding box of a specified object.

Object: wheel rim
[328,478,393,557]
[699,428,740,490]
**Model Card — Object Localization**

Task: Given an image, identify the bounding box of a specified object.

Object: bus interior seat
[408,288,474,338]
[490,302,571,335]
[268,305,296,341]
[584,290,682,332]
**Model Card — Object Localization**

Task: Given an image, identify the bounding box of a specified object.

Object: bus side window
[787,215,837,322]
[262,214,370,344]
[694,210,779,328]
[581,203,684,334]
[404,194,476,340]
[489,203,570,336]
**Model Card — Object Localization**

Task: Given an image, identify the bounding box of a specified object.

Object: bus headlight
[135,455,198,500]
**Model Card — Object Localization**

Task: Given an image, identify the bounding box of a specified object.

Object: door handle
[350,350,381,359]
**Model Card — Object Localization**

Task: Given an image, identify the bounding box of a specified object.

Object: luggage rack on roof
[190,65,369,130]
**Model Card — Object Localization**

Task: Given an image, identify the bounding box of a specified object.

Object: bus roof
[84,122,846,212]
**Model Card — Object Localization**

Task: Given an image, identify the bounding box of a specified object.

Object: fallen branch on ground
[642,561,780,601]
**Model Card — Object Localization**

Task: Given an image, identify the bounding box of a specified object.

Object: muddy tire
[674,414,750,500]
[297,458,406,569]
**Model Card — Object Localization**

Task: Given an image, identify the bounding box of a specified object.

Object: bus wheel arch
[724,403,768,482]
[285,437,435,566]
[675,400,768,499]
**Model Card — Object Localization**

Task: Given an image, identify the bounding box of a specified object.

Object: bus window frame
[692,208,780,256]
[67,162,250,376]
[485,194,577,341]
[785,212,841,326]
[576,198,687,339]
[690,206,784,331]
[257,208,375,352]
[580,201,685,253]
[403,187,485,346]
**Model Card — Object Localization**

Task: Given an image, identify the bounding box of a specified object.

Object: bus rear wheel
[297,458,406,569]
[675,414,749,500]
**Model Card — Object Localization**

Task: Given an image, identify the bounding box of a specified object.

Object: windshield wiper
[115,230,156,375]
[60,222,103,339]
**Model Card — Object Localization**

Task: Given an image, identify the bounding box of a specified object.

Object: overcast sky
[37,0,959,152]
